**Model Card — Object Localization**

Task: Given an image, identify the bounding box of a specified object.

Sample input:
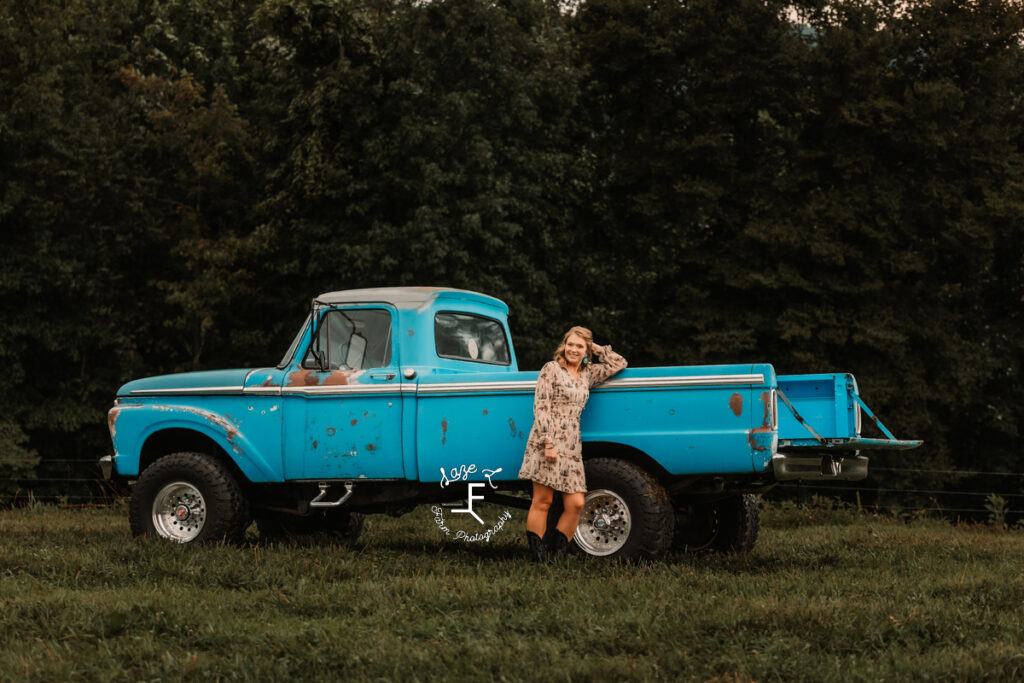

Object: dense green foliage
[2,503,1024,680]
[1,0,1021,502]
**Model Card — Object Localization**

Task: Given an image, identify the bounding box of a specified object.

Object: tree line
[1,0,1021,507]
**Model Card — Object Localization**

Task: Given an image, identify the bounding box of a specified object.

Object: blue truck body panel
[107,287,918,489]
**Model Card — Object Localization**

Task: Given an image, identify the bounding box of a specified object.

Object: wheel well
[582,442,671,482]
[139,429,249,484]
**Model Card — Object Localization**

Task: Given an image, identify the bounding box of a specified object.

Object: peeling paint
[107,407,120,438]
[482,409,488,416]
[326,427,337,436]
[286,369,320,387]
[729,393,743,417]
[351,419,358,426]
[153,404,244,454]
[441,419,448,445]
[322,370,353,386]
[313,440,318,449]
[366,443,376,451]
[746,391,774,452]
[508,418,517,437]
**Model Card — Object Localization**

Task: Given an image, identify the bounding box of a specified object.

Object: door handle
[369,372,396,381]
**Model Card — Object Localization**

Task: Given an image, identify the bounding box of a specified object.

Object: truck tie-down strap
[775,389,827,446]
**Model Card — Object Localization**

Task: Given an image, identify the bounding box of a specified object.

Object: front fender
[108,403,279,481]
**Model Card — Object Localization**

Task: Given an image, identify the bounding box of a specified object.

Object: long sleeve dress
[517,345,627,493]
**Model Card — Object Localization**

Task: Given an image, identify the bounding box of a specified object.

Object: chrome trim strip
[129,386,244,395]
[416,374,766,395]
[282,385,407,395]
[131,374,766,397]
[599,374,765,389]
[417,380,537,395]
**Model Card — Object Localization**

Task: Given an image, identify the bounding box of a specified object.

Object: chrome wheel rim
[574,489,631,556]
[152,481,206,542]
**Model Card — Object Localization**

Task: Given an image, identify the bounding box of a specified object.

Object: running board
[309,481,354,508]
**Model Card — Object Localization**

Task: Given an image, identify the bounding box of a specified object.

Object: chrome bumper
[771,453,868,481]
[99,455,114,480]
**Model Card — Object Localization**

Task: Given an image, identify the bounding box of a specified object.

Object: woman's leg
[555,491,585,540]
[526,482,555,536]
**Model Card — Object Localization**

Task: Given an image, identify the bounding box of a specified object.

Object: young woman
[518,326,627,562]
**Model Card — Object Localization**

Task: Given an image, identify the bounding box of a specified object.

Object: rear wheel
[672,494,759,554]
[130,452,250,544]
[572,458,673,561]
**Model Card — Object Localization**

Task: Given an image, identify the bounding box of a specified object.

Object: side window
[304,308,393,370]
[434,312,510,366]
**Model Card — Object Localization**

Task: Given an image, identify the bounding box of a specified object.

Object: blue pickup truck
[102,287,920,559]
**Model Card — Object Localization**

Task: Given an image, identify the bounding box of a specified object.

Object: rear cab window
[434,312,510,366]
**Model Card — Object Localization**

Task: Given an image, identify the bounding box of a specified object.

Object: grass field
[1,501,1023,682]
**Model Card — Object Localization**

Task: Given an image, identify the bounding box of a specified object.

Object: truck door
[282,306,404,480]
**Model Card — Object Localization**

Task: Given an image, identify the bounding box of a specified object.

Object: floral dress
[518,345,627,493]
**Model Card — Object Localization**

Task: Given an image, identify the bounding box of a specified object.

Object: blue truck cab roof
[308,286,519,375]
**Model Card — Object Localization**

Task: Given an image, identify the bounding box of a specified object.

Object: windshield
[277,315,311,368]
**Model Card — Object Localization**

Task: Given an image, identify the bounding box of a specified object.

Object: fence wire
[2,461,1023,517]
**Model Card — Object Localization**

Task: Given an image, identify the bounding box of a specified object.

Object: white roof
[315,286,507,311]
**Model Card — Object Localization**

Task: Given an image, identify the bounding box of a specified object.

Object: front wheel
[572,458,674,561]
[129,452,250,544]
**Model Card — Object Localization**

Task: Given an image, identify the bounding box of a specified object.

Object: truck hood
[117,369,254,397]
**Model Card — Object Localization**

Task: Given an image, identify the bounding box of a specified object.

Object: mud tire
[129,452,250,544]
[672,493,760,554]
[569,458,673,561]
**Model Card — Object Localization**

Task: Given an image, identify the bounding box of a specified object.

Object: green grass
[1,502,1023,681]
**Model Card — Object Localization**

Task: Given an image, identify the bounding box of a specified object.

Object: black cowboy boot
[526,531,547,564]
[544,527,571,559]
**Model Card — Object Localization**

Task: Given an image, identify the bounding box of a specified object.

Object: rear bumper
[771,453,868,481]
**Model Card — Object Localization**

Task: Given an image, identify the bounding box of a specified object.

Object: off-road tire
[571,458,674,561]
[255,509,365,543]
[672,493,760,554]
[129,452,250,544]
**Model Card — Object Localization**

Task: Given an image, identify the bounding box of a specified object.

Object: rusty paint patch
[407,328,415,337]
[508,418,517,437]
[729,393,743,417]
[152,404,244,454]
[107,407,120,437]
[363,411,369,417]
[366,443,376,451]
[261,377,278,387]
[746,391,774,452]
[351,419,358,426]
[441,419,448,445]
[322,370,353,386]
[287,369,320,387]
[326,427,336,436]
[482,409,488,416]
[312,440,318,449]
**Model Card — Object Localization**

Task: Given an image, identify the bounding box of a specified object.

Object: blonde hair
[554,326,593,369]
